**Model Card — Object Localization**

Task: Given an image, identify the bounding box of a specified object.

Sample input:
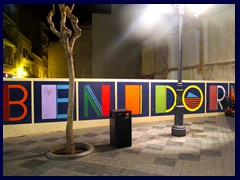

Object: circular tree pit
[45,142,94,160]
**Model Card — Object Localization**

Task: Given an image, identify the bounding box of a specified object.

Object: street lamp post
[141,4,212,137]
[171,4,186,136]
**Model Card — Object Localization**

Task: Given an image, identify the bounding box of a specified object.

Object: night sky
[25,4,111,42]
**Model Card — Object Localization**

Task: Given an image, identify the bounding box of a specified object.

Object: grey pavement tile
[189,129,204,134]
[100,139,109,144]
[178,153,200,161]
[132,137,138,141]
[166,141,184,147]
[41,137,60,142]
[122,148,142,154]
[200,149,222,157]
[139,134,156,140]
[185,138,202,144]
[19,140,37,145]
[28,147,48,154]
[226,117,235,130]
[3,142,13,146]
[207,137,219,141]
[191,134,207,138]
[192,122,204,124]
[153,156,177,167]
[4,150,24,157]
[94,144,116,152]
[204,121,216,124]
[102,131,109,135]
[184,123,192,126]
[61,135,80,139]
[145,144,164,150]
[204,127,217,131]
[82,133,98,137]
[152,125,164,129]
[19,159,48,169]
[156,133,172,137]
[101,151,119,158]
[135,127,150,131]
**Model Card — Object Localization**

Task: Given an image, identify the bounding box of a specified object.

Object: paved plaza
[3,115,235,176]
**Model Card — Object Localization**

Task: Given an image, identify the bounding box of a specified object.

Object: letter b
[3,85,28,122]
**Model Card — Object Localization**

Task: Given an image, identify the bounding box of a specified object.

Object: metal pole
[178,5,183,84]
[172,4,186,136]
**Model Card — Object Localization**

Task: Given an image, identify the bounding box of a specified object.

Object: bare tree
[47,4,81,154]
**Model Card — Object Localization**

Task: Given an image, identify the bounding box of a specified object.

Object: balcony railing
[3,31,17,46]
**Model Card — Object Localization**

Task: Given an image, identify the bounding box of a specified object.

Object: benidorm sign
[3,80,233,124]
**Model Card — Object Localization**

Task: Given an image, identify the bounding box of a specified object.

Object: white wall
[3,78,233,138]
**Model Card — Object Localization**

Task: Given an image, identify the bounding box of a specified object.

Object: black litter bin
[110,109,132,148]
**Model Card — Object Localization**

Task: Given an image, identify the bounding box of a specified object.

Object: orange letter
[8,85,28,121]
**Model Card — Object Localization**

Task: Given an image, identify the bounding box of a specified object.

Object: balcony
[3,31,17,47]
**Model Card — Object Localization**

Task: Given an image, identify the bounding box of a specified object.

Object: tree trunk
[62,38,75,154]
[47,4,81,154]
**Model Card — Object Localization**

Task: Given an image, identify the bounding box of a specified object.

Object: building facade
[48,41,68,78]
[3,4,18,78]
[3,4,48,78]
[48,25,92,78]
[47,4,235,81]
[142,4,235,81]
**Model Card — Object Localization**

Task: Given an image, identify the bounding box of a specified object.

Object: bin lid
[110,109,131,113]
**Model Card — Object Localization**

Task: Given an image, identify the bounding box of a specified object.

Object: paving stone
[102,131,109,135]
[200,149,222,157]
[153,157,177,167]
[19,159,48,169]
[122,148,142,154]
[28,147,48,154]
[166,141,184,147]
[19,140,37,145]
[192,122,204,124]
[3,116,235,176]
[4,150,24,157]
[204,121,216,124]
[82,133,98,137]
[41,137,59,142]
[178,153,200,162]
[145,144,164,150]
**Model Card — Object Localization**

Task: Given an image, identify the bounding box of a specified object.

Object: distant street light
[142,4,212,136]
[17,67,27,78]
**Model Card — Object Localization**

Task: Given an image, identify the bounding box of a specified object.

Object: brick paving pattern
[3,116,235,176]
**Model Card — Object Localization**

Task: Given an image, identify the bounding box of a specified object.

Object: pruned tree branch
[47,5,60,37]
[67,11,82,52]
[59,4,72,38]
[47,4,81,52]
[70,4,75,13]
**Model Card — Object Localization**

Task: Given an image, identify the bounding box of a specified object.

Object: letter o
[182,85,203,112]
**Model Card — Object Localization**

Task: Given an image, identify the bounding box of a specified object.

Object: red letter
[209,85,217,110]
[8,85,28,121]
[102,85,110,116]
